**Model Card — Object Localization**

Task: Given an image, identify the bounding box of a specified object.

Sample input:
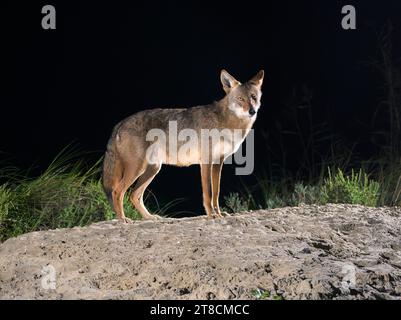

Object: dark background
[1,0,401,214]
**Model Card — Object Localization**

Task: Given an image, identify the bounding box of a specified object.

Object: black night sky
[1,1,401,213]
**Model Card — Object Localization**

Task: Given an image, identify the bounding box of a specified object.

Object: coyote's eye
[251,94,257,101]
[237,96,244,102]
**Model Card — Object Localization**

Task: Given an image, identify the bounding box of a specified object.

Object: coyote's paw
[207,212,224,219]
[119,217,134,224]
[212,209,228,218]
[143,214,163,221]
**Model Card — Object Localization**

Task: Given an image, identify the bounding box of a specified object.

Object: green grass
[222,192,250,213]
[232,166,384,212]
[250,288,284,300]
[322,168,380,207]
[375,158,401,206]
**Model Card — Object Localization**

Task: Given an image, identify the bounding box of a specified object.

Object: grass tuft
[322,168,380,207]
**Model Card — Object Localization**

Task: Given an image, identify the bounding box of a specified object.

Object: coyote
[103,69,264,222]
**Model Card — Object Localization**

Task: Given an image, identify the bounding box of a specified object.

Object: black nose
[249,108,256,116]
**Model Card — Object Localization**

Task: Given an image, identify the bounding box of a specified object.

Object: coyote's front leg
[200,164,215,218]
[211,162,224,217]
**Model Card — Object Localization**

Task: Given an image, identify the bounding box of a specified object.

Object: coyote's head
[220,69,264,119]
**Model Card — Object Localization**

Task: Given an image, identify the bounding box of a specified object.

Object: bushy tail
[102,140,119,208]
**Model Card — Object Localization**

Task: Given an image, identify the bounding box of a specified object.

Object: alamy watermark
[40,4,356,31]
[41,264,56,290]
[341,264,356,291]
[145,121,254,175]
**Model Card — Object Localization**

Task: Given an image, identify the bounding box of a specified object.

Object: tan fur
[102,69,264,222]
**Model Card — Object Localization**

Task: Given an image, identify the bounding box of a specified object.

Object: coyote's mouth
[229,103,252,120]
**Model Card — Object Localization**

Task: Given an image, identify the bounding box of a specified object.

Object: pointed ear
[220,69,240,94]
[249,70,264,87]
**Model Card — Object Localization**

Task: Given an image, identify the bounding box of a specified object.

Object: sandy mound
[1,204,401,300]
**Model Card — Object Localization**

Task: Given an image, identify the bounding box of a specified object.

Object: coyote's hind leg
[130,163,162,220]
[112,162,145,223]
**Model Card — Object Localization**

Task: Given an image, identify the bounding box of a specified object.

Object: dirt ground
[1,204,401,300]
